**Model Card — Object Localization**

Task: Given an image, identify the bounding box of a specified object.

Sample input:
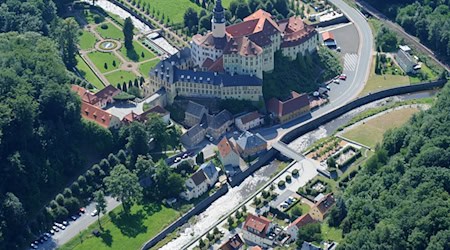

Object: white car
[91,210,98,217]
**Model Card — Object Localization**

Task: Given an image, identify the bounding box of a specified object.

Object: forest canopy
[335,82,450,249]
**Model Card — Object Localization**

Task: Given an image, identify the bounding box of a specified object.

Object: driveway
[39,197,121,250]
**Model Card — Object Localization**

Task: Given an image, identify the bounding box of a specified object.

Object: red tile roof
[243,214,271,237]
[219,234,244,250]
[81,102,118,128]
[223,36,263,56]
[238,111,261,124]
[95,85,120,101]
[278,16,317,48]
[208,56,225,72]
[218,137,235,158]
[267,91,310,117]
[122,106,169,124]
[71,85,98,105]
[322,31,335,41]
[292,213,315,229]
[202,58,214,69]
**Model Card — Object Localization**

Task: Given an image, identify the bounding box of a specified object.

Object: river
[159,90,437,249]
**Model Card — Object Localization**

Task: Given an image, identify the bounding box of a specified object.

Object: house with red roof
[267,91,311,123]
[242,213,274,247]
[71,85,120,108]
[122,106,170,125]
[80,102,121,129]
[321,31,337,48]
[286,213,316,241]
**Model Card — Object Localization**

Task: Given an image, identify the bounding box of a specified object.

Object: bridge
[271,141,306,162]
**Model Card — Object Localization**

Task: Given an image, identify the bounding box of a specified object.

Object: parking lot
[34,196,120,250]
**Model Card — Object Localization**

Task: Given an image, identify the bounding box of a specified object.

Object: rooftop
[185,101,207,118]
[237,111,261,124]
[81,102,118,128]
[191,169,207,186]
[235,131,267,151]
[267,91,310,116]
[219,234,244,250]
[206,110,233,130]
[314,193,335,215]
[290,213,315,229]
[218,136,237,158]
[243,214,271,237]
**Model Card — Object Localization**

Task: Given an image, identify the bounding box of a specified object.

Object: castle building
[147,1,318,104]
[191,0,319,79]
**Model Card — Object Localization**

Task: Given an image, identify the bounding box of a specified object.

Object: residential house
[267,91,310,123]
[235,111,264,131]
[217,136,241,176]
[122,105,171,125]
[309,193,336,221]
[206,110,233,140]
[94,85,121,108]
[242,214,274,248]
[219,234,244,250]
[181,124,207,148]
[322,31,336,48]
[396,48,418,73]
[234,132,267,158]
[180,169,208,200]
[199,161,220,187]
[81,102,121,129]
[286,213,316,241]
[184,101,208,127]
[71,84,121,109]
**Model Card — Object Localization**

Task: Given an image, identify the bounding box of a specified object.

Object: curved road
[260,0,373,144]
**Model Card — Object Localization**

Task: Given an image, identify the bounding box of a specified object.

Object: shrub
[278,180,286,187]
[286,175,292,182]
[292,169,299,176]
[93,14,104,24]
[56,194,65,206]
[101,24,108,29]
[63,188,72,198]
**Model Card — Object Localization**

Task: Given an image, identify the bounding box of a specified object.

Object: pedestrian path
[343,53,358,71]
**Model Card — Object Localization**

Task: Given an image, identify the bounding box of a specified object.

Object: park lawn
[105,70,140,86]
[321,223,343,243]
[359,56,410,96]
[139,59,160,76]
[87,51,121,73]
[95,23,124,40]
[76,55,104,91]
[139,0,202,24]
[342,107,420,148]
[79,30,98,50]
[60,203,179,250]
[119,41,156,62]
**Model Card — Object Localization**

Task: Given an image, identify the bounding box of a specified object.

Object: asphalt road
[38,197,120,250]
[258,0,373,144]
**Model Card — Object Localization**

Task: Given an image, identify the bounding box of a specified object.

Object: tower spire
[213,0,225,24]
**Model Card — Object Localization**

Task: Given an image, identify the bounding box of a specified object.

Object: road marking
[343,53,358,71]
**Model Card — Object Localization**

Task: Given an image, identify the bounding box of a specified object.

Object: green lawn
[139,0,202,24]
[287,201,311,218]
[95,23,124,40]
[79,30,98,50]
[76,55,105,91]
[87,51,121,73]
[138,59,160,76]
[119,41,156,62]
[105,70,140,86]
[321,223,343,243]
[342,107,420,148]
[359,56,411,96]
[60,203,179,250]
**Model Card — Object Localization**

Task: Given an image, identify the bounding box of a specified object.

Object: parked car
[54,223,65,230]
[71,215,78,221]
[30,243,38,249]
[62,221,69,226]
[333,79,340,84]
[174,157,182,163]
[326,85,331,90]
[280,203,288,209]
[339,74,347,80]
[182,153,189,159]
[91,209,98,217]
[79,207,86,214]
[49,230,55,235]
[44,233,51,238]
[52,226,59,232]
[313,91,320,97]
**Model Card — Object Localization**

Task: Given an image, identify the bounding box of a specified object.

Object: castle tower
[212,0,226,48]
